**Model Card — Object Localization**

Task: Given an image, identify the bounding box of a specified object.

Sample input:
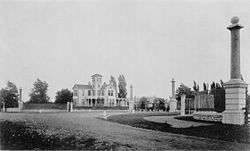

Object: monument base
[169,99,177,112]
[222,79,247,125]
[222,110,245,125]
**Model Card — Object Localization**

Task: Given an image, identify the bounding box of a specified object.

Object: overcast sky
[1,0,250,102]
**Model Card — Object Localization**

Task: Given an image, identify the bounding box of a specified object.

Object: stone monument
[129,85,134,112]
[2,102,6,112]
[222,17,248,125]
[70,102,73,112]
[180,94,186,116]
[169,78,177,112]
[18,87,23,111]
[67,102,70,112]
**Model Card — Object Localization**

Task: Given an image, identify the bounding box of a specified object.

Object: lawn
[74,106,128,110]
[0,120,121,150]
[107,112,250,144]
[23,103,67,110]
[1,111,249,150]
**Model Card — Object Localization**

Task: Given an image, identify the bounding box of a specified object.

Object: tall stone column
[18,87,23,111]
[129,85,134,111]
[169,78,177,112]
[222,17,248,125]
[180,94,186,116]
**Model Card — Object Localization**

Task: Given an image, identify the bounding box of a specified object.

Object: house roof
[91,74,102,77]
[73,84,92,89]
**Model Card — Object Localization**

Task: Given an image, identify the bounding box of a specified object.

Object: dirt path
[0,111,249,150]
[144,115,213,128]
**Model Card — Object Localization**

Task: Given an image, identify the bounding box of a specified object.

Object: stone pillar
[70,102,73,112]
[2,102,6,112]
[180,94,186,116]
[222,17,248,125]
[169,78,177,112]
[129,85,134,111]
[18,87,23,111]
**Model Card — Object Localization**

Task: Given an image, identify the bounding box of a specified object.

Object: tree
[110,76,117,92]
[55,89,73,104]
[220,80,224,88]
[176,83,192,97]
[215,83,221,89]
[138,97,148,109]
[209,81,225,112]
[210,81,216,90]
[29,79,50,103]
[153,98,166,111]
[203,83,207,91]
[193,81,199,92]
[0,81,19,108]
[118,75,127,98]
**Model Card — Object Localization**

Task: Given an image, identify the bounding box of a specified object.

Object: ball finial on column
[231,16,239,24]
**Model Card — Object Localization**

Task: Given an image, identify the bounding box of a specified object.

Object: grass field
[107,112,250,144]
[0,120,116,150]
[23,103,67,110]
[0,111,249,150]
[0,111,130,150]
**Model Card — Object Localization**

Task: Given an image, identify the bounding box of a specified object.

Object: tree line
[0,75,128,106]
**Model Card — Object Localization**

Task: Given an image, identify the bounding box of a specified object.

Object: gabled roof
[100,82,107,90]
[91,74,102,77]
[73,84,92,89]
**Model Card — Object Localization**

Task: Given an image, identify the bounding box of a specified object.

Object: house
[72,74,128,107]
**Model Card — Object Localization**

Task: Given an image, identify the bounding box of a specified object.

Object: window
[73,90,78,96]
[82,90,84,96]
[111,90,113,96]
[88,90,91,96]
[93,90,95,96]
[97,90,101,96]
[108,90,110,96]
[101,91,104,96]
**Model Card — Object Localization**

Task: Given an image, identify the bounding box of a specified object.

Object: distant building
[72,74,128,107]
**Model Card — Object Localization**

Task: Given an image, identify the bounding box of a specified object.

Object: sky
[1,0,250,102]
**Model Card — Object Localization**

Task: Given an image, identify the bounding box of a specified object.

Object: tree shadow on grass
[107,113,250,144]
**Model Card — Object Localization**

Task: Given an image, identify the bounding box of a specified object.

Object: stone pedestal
[2,102,6,112]
[169,98,177,112]
[222,79,247,125]
[222,17,248,125]
[18,101,23,111]
[180,94,186,116]
[129,99,134,111]
[70,102,73,112]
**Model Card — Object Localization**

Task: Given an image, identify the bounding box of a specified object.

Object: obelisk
[129,85,134,111]
[18,87,23,111]
[222,17,248,125]
[169,78,177,112]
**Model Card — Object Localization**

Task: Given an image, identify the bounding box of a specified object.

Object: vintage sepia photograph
[0,0,250,150]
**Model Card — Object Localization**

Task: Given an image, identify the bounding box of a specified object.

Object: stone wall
[193,111,222,122]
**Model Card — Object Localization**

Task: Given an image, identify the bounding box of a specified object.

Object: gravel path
[144,115,213,128]
[0,111,249,150]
